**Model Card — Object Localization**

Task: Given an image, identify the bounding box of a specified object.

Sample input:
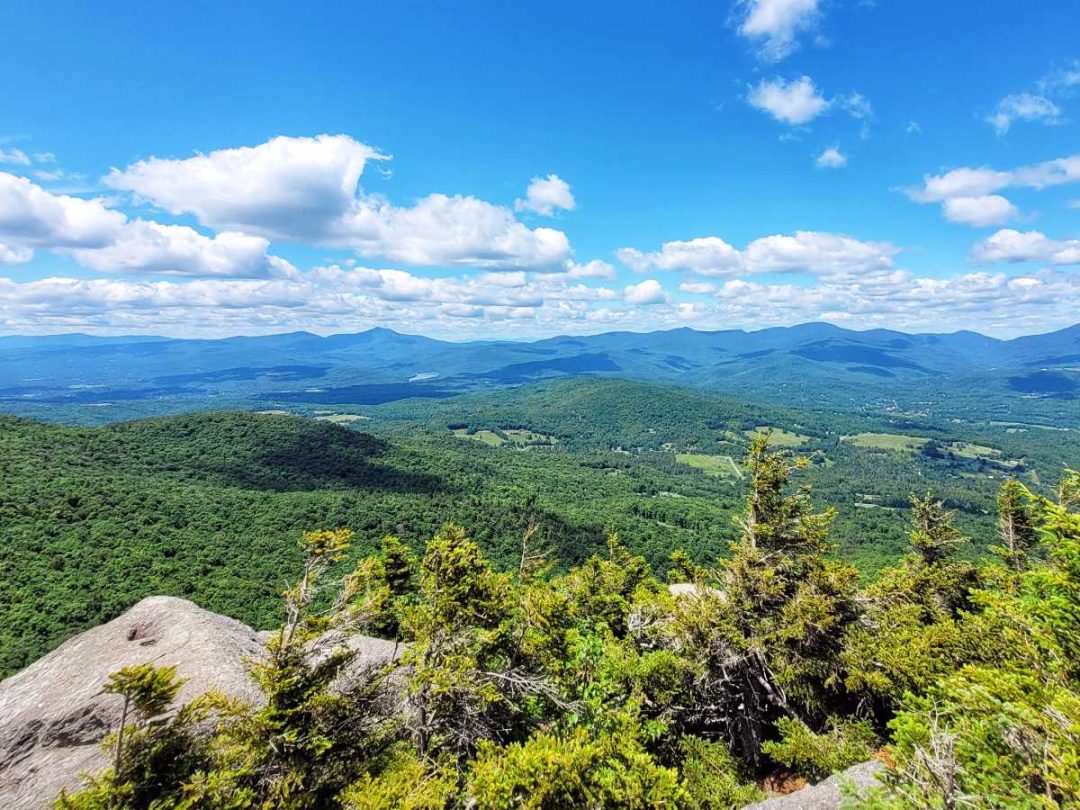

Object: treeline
[57,437,1080,808]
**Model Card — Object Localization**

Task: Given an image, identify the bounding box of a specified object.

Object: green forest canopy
[53,437,1080,809]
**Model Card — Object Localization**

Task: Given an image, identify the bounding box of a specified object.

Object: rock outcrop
[1,593,880,810]
[0,596,267,809]
[0,596,401,810]
[745,760,885,809]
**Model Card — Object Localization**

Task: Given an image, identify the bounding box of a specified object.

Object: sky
[0,0,1078,339]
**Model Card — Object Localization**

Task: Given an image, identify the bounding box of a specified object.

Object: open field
[503,428,558,446]
[745,427,810,447]
[676,453,743,479]
[843,432,928,452]
[452,427,505,446]
[947,441,1001,459]
[313,413,369,424]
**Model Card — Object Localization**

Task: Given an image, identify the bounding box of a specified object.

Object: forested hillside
[5,380,1077,677]
[47,439,1080,809]
[0,412,742,676]
[2,324,1078,426]
[370,377,1078,564]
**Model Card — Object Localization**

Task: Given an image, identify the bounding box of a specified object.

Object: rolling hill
[1,323,1078,424]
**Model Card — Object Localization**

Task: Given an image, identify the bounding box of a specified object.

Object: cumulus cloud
[747,77,870,129]
[910,167,1014,202]
[3,257,1079,338]
[736,0,820,62]
[618,231,898,278]
[747,76,830,125]
[941,195,1019,227]
[986,93,1062,134]
[106,134,573,269]
[970,229,1080,266]
[0,242,33,264]
[907,154,1080,226]
[341,192,571,268]
[564,260,617,279]
[617,237,741,276]
[0,172,293,278]
[742,232,897,276]
[623,279,667,305]
[0,172,125,251]
[514,174,576,216]
[69,221,297,279]
[106,134,384,235]
[673,266,1080,337]
[815,146,846,169]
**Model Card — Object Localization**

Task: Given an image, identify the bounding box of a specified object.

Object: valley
[3,352,1078,679]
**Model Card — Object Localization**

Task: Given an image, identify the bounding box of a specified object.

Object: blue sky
[0,0,1077,338]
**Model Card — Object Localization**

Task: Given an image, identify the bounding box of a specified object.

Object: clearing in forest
[843,432,928,452]
[503,428,558,446]
[452,428,505,446]
[676,453,743,479]
[745,427,809,447]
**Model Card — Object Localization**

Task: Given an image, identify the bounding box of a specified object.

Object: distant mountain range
[2,322,1079,419]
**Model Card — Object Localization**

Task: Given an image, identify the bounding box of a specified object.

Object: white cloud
[678,281,719,295]
[742,231,897,276]
[906,121,922,135]
[341,192,571,269]
[736,0,820,62]
[841,92,873,120]
[106,134,384,236]
[514,174,576,216]
[68,221,297,279]
[106,134,572,269]
[3,258,1079,338]
[747,77,869,130]
[815,146,846,169]
[0,242,33,264]
[982,62,1080,137]
[747,76,830,125]
[970,229,1080,266]
[623,279,667,305]
[0,148,31,166]
[564,259,617,279]
[907,154,1080,226]
[1011,155,1080,189]
[618,231,898,278]
[986,93,1062,134]
[0,172,293,278]
[941,195,1018,227]
[1037,60,1080,94]
[910,167,1013,202]
[0,172,125,251]
[618,237,741,277]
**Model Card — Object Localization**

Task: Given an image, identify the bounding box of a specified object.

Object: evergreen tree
[994,478,1038,571]
[54,665,206,810]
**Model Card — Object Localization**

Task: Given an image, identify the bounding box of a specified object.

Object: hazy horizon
[4,318,1080,345]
